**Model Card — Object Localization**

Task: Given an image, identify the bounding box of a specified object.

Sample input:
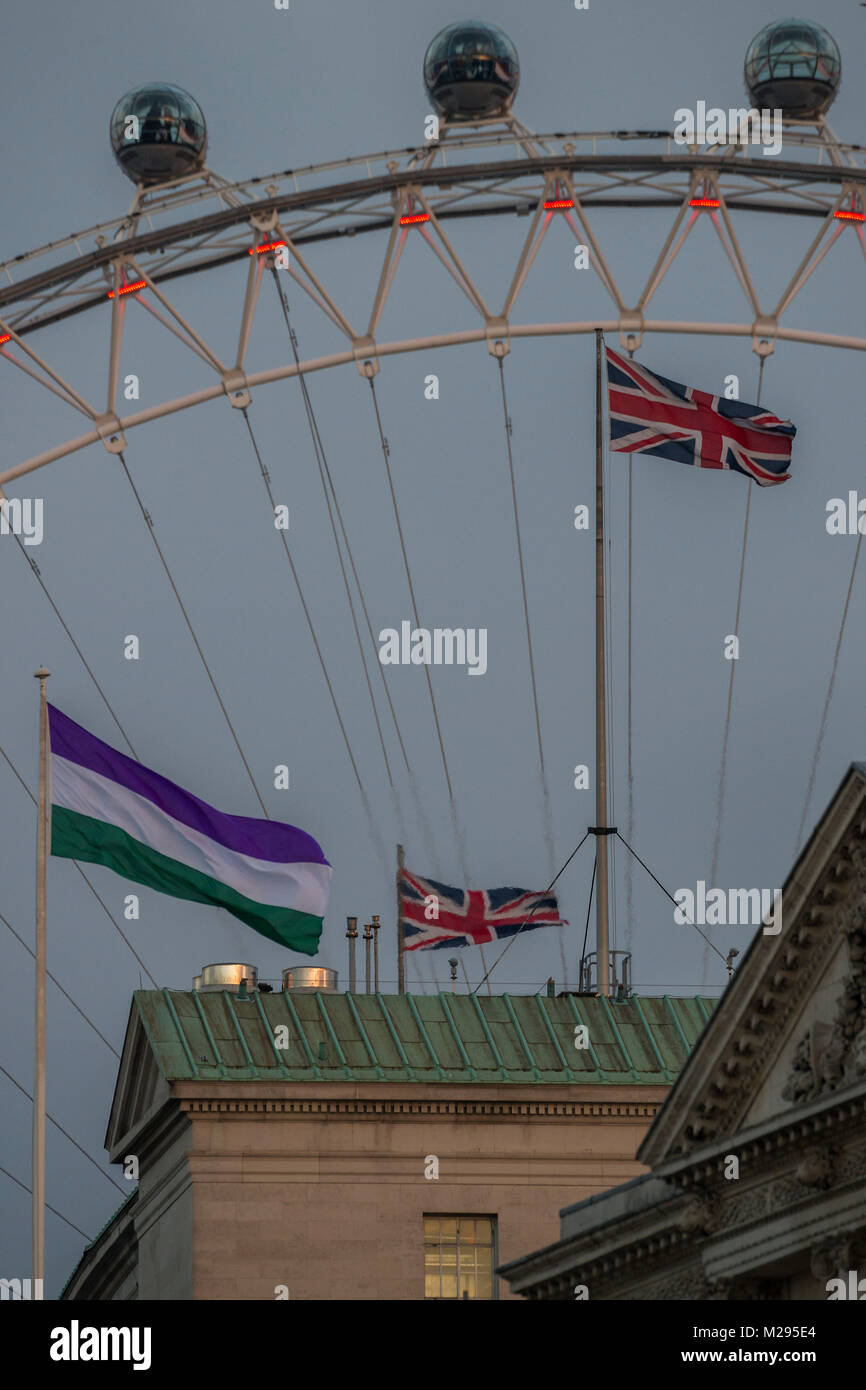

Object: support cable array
[0,906,120,1058]
[0,1163,92,1242]
[238,407,389,871]
[495,354,566,986]
[616,830,729,966]
[267,272,443,941]
[579,854,598,984]
[704,354,766,984]
[473,832,591,994]
[117,449,269,818]
[474,821,729,995]
[0,1062,126,1194]
[796,527,864,853]
[6,530,138,757]
[366,374,470,883]
[268,269,397,790]
[267,269,432,992]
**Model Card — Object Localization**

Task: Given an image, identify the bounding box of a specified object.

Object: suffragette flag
[48,705,330,954]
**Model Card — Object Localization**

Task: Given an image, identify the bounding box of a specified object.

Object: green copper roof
[134,990,716,1085]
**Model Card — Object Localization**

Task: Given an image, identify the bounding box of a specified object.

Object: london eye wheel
[2,16,864,1011]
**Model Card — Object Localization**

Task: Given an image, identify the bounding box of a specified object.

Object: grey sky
[1,0,864,1295]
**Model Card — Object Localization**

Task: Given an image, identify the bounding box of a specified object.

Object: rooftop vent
[281,966,338,993]
[195,962,258,994]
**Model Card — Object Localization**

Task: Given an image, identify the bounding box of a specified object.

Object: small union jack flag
[399,866,566,952]
[606,346,796,486]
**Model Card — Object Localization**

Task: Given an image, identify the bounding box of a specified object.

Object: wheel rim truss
[1,130,865,487]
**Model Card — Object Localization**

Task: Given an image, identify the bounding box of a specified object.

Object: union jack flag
[399,866,566,952]
[606,346,796,486]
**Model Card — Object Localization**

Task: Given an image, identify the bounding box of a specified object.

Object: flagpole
[594,330,611,997]
[33,667,50,1298]
[396,843,405,994]
[477,940,491,995]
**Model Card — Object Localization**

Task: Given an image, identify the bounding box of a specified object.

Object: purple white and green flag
[48,705,330,954]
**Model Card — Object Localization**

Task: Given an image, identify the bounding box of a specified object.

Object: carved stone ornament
[794,1144,836,1189]
[677,1193,719,1237]
[781,1030,816,1105]
[704,1275,734,1301]
[810,1231,861,1282]
[781,887,866,1105]
[810,1229,866,1286]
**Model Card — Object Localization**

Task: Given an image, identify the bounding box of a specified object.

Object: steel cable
[268,271,444,874]
[366,373,469,881]
[117,450,269,817]
[473,832,591,994]
[796,530,863,853]
[0,1062,125,1194]
[495,355,566,987]
[0,1163,92,1242]
[616,830,729,968]
[1,907,120,1058]
[704,354,766,984]
[239,409,389,869]
[6,531,137,755]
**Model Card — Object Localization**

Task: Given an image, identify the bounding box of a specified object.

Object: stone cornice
[659,1079,866,1187]
[170,1080,669,1103]
[179,1095,665,1122]
[107,1080,188,1167]
[501,1194,693,1297]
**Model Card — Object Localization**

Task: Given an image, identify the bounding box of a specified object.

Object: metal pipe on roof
[363,922,373,993]
[346,917,358,993]
[372,914,380,992]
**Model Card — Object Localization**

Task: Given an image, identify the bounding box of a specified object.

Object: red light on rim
[689,198,721,208]
[543,198,574,210]
[399,213,430,226]
[249,239,288,255]
[0,333,10,345]
[834,208,865,222]
[107,279,147,299]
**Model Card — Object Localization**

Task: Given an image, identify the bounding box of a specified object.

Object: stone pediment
[741,933,866,1126]
[638,764,866,1169]
[105,1000,169,1158]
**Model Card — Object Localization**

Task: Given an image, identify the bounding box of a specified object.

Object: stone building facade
[60,991,712,1300]
[500,765,866,1300]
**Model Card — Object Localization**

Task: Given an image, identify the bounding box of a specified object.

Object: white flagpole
[33,667,50,1299]
[594,331,611,997]
[396,843,405,994]
[478,943,492,996]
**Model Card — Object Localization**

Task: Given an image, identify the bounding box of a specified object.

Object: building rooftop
[132,988,716,1086]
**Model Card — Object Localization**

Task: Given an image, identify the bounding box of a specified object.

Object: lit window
[424,1215,496,1299]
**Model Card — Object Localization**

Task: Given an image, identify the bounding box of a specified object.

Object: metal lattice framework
[1,114,864,489]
